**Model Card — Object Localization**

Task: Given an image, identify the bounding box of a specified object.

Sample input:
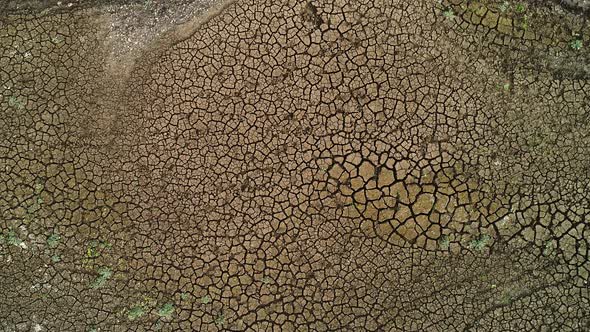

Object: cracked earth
[1,0,590,331]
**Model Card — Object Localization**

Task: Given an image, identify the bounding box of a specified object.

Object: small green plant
[200,295,212,304]
[157,303,175,318]
[542,240,554,256]
[469,234,491,252]
[438,235,450,250]
[127,306,145,320]
[5,230,26,249]
[570,38,583,51]
[6,230,20,246]
[47,233,60,248]
[34,180,44,194]
[498,285,527,305]
[85,240,111,260]
[499,291,513,305]
[51,36,63,44]
[442,8,455,19]
[51,254,61,263]
[499,1,510,12]
[7,96,25,110]
[214,312,225,327]
[98,240,112,250]
[141,295,158,309]
[91,267,112,289]
[180,292,190,301]
[87,247,100,259]
[515,3,526,13]
[521,15,529,31]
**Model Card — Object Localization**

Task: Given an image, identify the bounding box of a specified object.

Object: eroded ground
[1,0,590,331]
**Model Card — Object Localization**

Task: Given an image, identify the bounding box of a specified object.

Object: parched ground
[1,0,590,331]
